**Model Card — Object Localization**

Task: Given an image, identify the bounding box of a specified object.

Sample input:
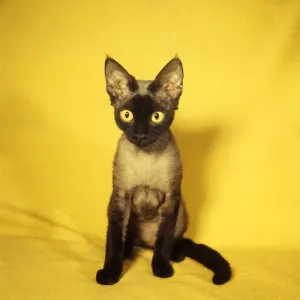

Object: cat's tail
[172,238,232,285]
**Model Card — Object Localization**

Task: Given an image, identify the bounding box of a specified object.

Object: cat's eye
[120,110,134,122]
[151,112,165,124]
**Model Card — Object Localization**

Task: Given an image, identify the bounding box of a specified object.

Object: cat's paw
[96,267,122,285]
[152,258,174,278]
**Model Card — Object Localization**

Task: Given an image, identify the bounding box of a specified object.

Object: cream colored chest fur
[115,138,177,192]
[113,135,187,248]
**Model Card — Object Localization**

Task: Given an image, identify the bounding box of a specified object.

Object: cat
[96,56,232,285]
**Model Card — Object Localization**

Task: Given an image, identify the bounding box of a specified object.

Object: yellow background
[0,0,300,249]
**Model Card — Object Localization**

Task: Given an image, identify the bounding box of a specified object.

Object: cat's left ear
[105,57,138,106]
[149,57,184,108]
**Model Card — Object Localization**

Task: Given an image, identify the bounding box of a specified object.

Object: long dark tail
[172,238,232,285]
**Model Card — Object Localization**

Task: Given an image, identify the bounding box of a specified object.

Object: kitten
[96,57,232,285]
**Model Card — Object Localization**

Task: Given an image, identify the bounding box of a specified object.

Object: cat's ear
[105,57,138,105]
[149,57,184,108]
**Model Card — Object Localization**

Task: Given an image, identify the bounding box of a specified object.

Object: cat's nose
[134,133,147,140]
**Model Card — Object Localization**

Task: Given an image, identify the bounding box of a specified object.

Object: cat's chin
[125,136,156,148]
[133,140,155,148]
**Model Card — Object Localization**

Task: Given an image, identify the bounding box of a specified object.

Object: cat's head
[104,56,184,147]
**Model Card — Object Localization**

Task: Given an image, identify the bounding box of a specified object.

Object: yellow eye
[151,112,165,124]
[120,110,133,122]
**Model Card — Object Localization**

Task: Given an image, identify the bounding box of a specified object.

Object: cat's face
[113,93,175,147]
[104,57,184,147]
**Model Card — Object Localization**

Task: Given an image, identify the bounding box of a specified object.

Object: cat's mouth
[126,135,156,147]
[135,138,155,147]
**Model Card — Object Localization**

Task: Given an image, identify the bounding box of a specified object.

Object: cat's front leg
[152,190,180,278]
[96,188,128,285]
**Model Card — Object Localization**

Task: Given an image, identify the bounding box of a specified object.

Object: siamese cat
[96,56,232,285]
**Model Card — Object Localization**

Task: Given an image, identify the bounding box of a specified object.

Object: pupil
[125,112,129,118]
[155,113,159,119]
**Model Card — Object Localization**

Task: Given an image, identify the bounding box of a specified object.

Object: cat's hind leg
[171,239,186,262]
[124,214,136,259]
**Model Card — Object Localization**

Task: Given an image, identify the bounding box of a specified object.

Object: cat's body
[96,57,232,286]
[114,130,188,249]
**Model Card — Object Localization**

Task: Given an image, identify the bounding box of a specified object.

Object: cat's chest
[115,146,174,191]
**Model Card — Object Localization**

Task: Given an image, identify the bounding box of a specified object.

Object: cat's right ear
[105,57,138,106]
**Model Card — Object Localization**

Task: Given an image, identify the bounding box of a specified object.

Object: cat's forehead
[136,80,153,95]
[114,80,171,111]
[131,80,169,111]
[125,93,159,114]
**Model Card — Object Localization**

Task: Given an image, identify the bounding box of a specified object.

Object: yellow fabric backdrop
[0,1,300,299]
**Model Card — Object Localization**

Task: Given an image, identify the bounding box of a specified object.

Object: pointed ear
[148,57,184,107]
[104,57,138,105]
